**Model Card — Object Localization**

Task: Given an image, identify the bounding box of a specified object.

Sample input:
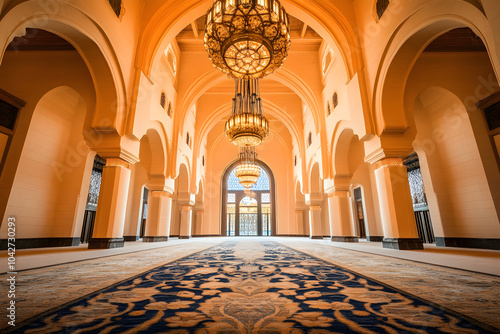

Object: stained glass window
[86,155,105,209]
[227,193,236,203]
[376,0,390,19]
[160,92,166,109]
[261,193,270,203]
[108,0,122,18]
[227,166,270,191]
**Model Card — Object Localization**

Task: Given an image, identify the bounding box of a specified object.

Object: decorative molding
[308,205,321,211]
[0,237,79,250]
[97,147,139,165]
[181,205,193,211]
[373,158,404,170]
[328,191,350,198]
[151,191,173,198]
[105,158,130,169]
[0,88,26,108]
[364,148,412,164]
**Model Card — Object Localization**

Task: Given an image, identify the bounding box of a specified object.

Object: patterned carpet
[9,241,498,333]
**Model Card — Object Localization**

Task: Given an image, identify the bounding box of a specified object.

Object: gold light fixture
[204,0,291,79]
[225,78,269,146]
[234,146,261,188]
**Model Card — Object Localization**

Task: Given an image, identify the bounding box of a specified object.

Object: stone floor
[1,237,499,330]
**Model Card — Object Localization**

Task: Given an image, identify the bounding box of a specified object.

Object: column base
[435,237,500,250]
[382,238,423,250]
[88,238,124,249]
[366,236,384,242]
[0,237,80,250]
[143,236,168,242]
[179,236,192,239]
[123,236,139,241]
[309,236,324,240]
[331,236,359,242]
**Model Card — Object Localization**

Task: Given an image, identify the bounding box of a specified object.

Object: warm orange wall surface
[0,51,96,239]
[406,52,500,238]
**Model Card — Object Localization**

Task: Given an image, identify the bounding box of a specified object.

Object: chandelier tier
[225,77,269,146]
[204,0,291,79]
[234,146,261,188]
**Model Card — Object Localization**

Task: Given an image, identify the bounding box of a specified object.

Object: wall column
[194,210,205,236]
[179,205,193,239]
[89,158,131,249]
[373,158,423,250]
[143,190,172,242]
[308,205,323,239]
[328,191,358,242]
[295,210,304,236]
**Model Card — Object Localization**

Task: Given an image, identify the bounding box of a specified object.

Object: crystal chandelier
[204,0,291,79]
[225,78,269,146]
[234,146,261,188]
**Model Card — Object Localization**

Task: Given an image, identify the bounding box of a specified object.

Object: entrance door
[239,196,259,235]
[223,162,276,236]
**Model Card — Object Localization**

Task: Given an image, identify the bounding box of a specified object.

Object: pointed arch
[374,0,499,135]
[0,1,127,135]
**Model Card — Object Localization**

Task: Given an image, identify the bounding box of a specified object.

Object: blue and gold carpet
[12,241,497,333]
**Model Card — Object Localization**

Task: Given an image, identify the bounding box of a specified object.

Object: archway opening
[222,161,275,236]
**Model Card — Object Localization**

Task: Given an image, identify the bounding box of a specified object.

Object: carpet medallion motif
[13,241,495,333]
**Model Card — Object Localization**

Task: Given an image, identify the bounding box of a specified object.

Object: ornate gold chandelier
[234,146,261,188]
[204,0,291,79]
[225,78,269,146]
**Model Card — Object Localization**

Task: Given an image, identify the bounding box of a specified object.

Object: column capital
[105,158,130,169]
[151,191,173,198]
[181,205,193,211]
[327,191,350,198]
[96,148,139,165]
[148,176,175,193]
[308,205,321,211]
[373,158,404,170]
[178,192,196,206]
[305,193,323,206]
[324,176,351,193]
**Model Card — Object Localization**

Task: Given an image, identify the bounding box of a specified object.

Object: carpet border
[277,241,500,333]
[1,241,227,333]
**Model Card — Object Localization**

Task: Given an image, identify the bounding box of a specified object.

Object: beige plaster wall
[0,50,96,239]
[407,52,500,238]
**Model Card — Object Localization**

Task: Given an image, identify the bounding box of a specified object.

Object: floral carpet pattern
[12,241,496,333]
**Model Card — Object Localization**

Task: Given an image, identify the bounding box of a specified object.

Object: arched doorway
[221,160,276,236]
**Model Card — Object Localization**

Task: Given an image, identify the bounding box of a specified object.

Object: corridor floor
[1,237,499,332]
